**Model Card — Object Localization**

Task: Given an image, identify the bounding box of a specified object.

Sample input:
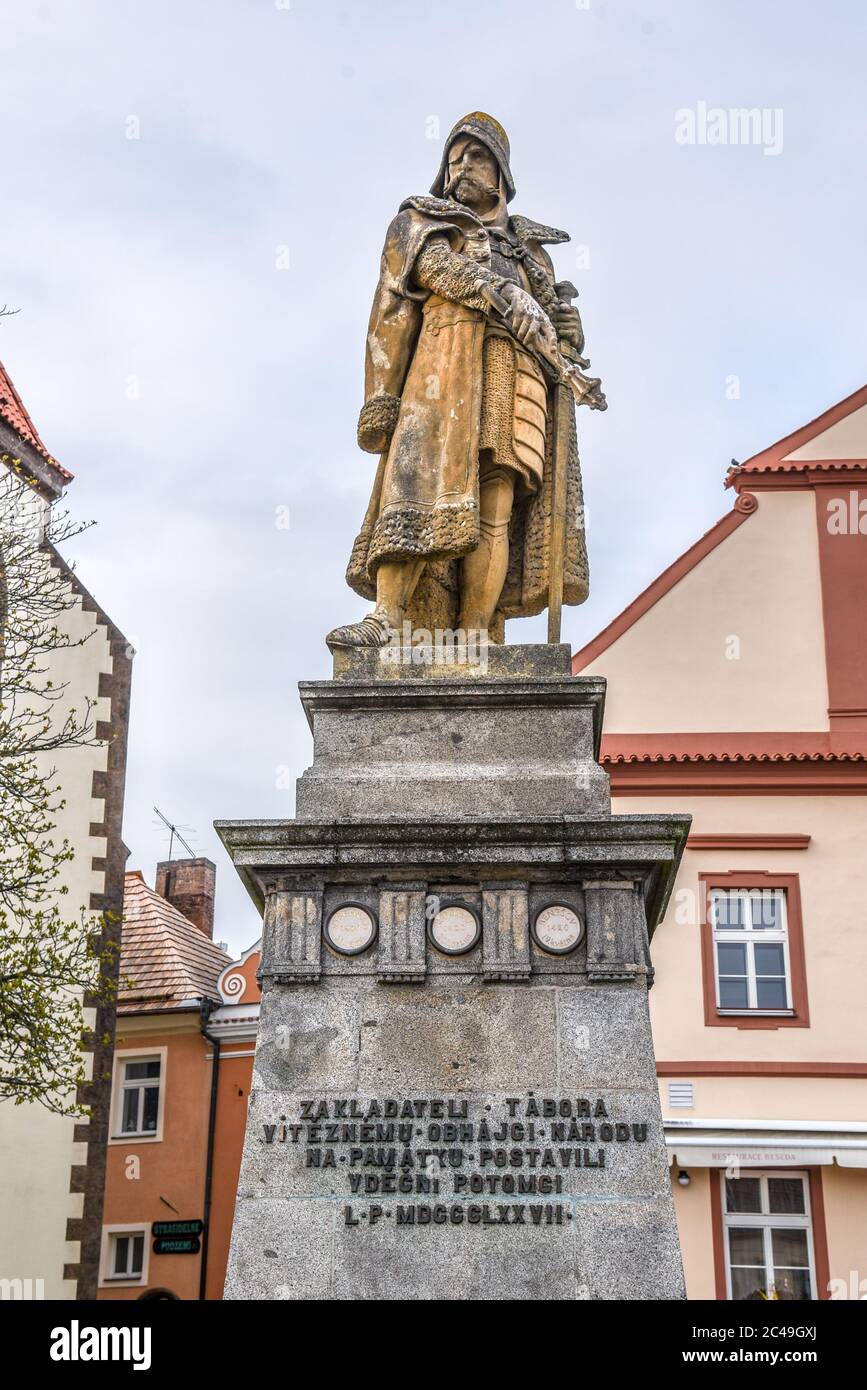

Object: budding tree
[0,455,118,1114]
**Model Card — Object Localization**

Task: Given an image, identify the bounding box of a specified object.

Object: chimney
[155,857,216,939]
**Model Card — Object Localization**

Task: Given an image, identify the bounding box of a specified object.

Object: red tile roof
[726,382,867,486]
[0,359,73,481]
[604,748,867,763]
[595,737,867,792]
[118,870,231,1015]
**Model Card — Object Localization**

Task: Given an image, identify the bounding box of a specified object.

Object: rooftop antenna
[152,806,196,861]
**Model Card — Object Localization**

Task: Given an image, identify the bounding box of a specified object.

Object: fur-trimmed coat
[346,195,589,622]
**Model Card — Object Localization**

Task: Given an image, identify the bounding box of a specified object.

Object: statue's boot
[325,559,425,652]
[325,611,392,652]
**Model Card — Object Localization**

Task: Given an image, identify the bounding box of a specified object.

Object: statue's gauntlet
[414,235,503,314]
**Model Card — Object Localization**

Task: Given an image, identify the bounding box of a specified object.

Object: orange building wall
[205,1045,254,1300]
[100,1025,212,1302]
[100,1020,255,1301]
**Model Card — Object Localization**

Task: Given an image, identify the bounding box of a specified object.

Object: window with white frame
[710,888,791,1013]
[107,1230,146,1282]
[116,1055,162,1136]
[722,1172,816,1300]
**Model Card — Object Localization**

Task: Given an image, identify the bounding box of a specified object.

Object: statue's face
[445,136,501,211]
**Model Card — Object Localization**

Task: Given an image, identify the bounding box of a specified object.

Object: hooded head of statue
[430,112,516,205]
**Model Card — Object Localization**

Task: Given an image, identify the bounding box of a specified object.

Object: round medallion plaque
[324,903,378,956]
[531,903,584,955]
[428,903,481,956]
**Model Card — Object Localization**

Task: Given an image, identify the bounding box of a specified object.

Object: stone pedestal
[216,645,690,1300]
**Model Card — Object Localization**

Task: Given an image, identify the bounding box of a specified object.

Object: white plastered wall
[783,402,867,460]
[628,793,867,1073]
[0,508,114,1299]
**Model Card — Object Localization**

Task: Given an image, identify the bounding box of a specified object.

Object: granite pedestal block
[216,645,690,1301]
[295,643,609,820]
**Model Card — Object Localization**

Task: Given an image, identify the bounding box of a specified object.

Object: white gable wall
[582,490,828,733]
[784,402,867,460]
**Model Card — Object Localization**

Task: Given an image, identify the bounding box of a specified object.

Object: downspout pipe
[199,997,221,1302]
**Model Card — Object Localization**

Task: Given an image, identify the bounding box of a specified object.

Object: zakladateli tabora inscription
[260,1094,655,1225]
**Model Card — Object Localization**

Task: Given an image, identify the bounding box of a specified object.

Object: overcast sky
[2,0,864,953]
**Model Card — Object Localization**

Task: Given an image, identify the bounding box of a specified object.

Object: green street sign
[152,1220,204,1237]
[153,1236,201,1255]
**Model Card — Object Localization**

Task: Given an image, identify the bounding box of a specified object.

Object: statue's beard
[449,173,499,208]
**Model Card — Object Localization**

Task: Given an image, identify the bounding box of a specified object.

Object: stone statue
[223,118,687,1303]
[327,112,606,653]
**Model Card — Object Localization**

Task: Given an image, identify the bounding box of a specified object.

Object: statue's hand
[551,302,584,355]
[502,283,556,353]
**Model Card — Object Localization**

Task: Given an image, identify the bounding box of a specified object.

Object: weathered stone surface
[574,1197,687,1300]
[262,886,322,983]
[584,878,652,984]
[226,1190,684,1302]
[332,642,574,683]
[215,813,690,944]
[377,884,427,982]
[482,884,531,980]
[331,1211,580,1301]
[252,986,360,1093]
[557,987,659,1091]
[357,983,558,1093]
[224,1199,334,1301]
[295,650,609,821]
[220,644,689,1300]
